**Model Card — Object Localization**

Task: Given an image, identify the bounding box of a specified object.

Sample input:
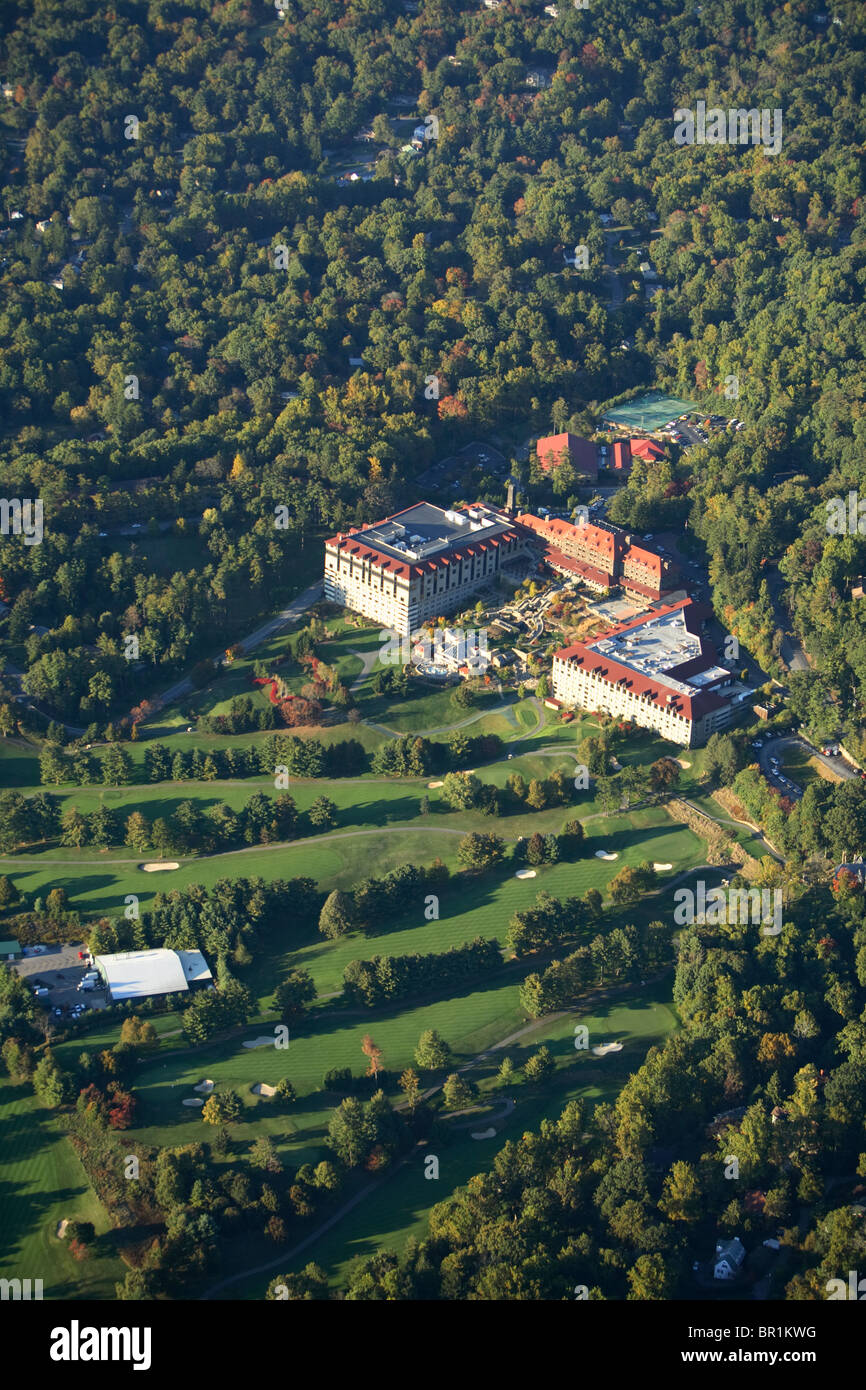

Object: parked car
[77,979,96,993]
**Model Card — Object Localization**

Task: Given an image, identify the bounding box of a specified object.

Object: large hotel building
[551,599,739,746]
[323,502,526,634]
[324,503,678,633]
[516,512,676,602]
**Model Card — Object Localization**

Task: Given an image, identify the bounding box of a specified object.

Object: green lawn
[0,700,719,1300]
[213,987,679,1297]
[0,1079,126,1299]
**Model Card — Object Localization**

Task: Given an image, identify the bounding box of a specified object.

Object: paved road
[4,580,323,733]
[764,566,808,672]
[96,514,207,539]
[602,229,623,309]
[151,580,323,712]
[348,646,379,693]
[756,733,858,796]
[681,797,784,865]
[2,658,87,736]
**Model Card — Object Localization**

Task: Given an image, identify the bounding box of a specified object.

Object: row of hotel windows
[328,551,501,588]
[553,668,691,727]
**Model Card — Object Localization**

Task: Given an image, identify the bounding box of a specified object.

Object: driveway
[756,733,858,796]
[151,580,324,711]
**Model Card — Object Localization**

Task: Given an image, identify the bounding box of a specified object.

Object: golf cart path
[348,647,379,693]
[199,969,666,1301]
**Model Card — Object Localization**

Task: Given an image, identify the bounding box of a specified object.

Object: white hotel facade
[323,502,525,635]
[552,600,741,747]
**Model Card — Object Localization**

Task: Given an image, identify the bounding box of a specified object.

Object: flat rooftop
[587,606,725,697]
[356,502,513,561]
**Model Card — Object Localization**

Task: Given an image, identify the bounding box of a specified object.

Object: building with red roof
[607,438,666,474]
[323,501,526,634]
[515,512,675,600]
[536,432,598,480]
[551,599,738,746]
[611,440,632,472]
[630,437,665,463]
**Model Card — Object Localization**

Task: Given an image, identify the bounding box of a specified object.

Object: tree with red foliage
[438,395,468,420]
[107,1083,137,1130]
[76,1083,109,1124]
[279,697,322,727]
[129,698,156,726]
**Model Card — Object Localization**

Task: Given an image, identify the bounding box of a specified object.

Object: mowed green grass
[217,989,679,1298]
[1,829,468,919]
[0,1080,125,1299]
[0,693,711,1300]
[1,805,704,958]
[128,975,531,1163]
[246,812,704,1000]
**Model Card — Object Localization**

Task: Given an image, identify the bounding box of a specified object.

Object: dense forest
[0,0,864,732]
[2,0,866,1311]
[269,875,866,1301]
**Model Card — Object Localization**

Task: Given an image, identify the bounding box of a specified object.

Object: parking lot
[755,733,860,798]
[12,942,109,1017]
[417,440,508,494]
[662,413,744,449]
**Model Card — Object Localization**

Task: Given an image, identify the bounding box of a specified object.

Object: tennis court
[601,391,698,432]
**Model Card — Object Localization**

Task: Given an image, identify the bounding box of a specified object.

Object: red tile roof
[543,548,610,588]
[536,432,598,478]
[630,437,665,461]
[552,599,728,721]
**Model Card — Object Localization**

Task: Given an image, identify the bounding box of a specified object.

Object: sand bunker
[243,1036,274,1049]
[515,869,537,879]
[676,759,691,768]
[594,850,619,861]
[251,1082,277,1097]
[471,1127,497,1140]
[427,780,444,788]
[56,1219,69,1239]
[653,862,673,871]
[592,1042,624,1057]
[193,1079,214,1094]
[141,861,180,872]
[182,1097,204,1107]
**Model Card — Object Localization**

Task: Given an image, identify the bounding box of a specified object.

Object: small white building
[714,1237,746,1280]
[94,948,213,1003]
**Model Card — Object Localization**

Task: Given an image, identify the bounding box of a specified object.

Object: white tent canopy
[94,948,211,1002]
